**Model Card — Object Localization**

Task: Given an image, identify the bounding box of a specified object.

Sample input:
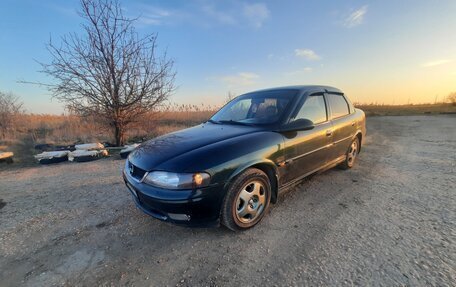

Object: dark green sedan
[124,85,366,231]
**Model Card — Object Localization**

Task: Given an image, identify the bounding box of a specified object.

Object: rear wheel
[221,168,271,231]
[340,137,359,169]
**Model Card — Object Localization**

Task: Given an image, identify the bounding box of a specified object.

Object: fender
[223,158,280,202]
[352,129,364,152]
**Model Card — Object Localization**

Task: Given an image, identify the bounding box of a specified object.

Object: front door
[280,93,333,185]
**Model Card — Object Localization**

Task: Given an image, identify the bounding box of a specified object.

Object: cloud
[134,2,270,28]
[286,67,313,76]
[202,4,236,25]
[344,5,368,28]
[295,49,321,61]
[202,2,269,27]
[137,6,172,26]
[243,3,270,28]
[421,59,452,67]
[220,72,260,87]
[301,67,313,72]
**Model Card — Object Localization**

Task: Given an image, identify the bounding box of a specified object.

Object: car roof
[247,85,343,95]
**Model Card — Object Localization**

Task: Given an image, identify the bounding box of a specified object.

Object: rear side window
[344,94,355,113]
[327,94,349,118]
[293,95,327,124]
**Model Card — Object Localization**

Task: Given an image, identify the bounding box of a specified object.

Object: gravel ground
[0,115,455,286]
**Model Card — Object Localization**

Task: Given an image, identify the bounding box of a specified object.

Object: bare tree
[41,0,175,146]
[447,92,456,106]
[0,92,23,139]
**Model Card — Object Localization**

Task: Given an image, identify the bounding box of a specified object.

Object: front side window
[327,93,349,118]
[292,95,327,124]
[211,90,296,125]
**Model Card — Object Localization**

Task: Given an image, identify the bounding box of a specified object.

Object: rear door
[281,93,333,184]
[325,93,357,161]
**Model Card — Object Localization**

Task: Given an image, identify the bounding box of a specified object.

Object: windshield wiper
[218,120,254,126]
[207,119,221,124]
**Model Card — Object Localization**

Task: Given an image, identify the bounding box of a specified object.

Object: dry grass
[1,103,454,167]
[127,110,215,141]
[0,108,216,166]
[3,110,215,145]
[3,104,454,145]
[355,103,456,117]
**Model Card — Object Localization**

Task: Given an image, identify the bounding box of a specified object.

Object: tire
[340,137,360,169]
[221,168,272,231]
[73,155,100,162]
[120,150,131,159]
[38,155,68,164]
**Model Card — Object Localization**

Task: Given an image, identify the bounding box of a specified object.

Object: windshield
[211,90,296,125]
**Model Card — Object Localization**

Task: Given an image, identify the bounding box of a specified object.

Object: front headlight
[142,171,211,190]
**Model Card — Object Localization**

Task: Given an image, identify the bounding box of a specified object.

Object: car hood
[128,122,264,171]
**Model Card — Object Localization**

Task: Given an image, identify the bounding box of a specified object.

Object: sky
[1,0,456,114]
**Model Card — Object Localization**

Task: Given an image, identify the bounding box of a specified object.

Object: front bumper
[123,171,225,227]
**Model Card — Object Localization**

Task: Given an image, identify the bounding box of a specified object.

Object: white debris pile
[69,149,108,162]
[75,142,105,150]
[35,142,109,164]
[34,151,70,164]
[34,151,70,160]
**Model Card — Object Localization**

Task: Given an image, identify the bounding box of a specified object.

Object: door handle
[351,121,355,126]
[326,130,333,136]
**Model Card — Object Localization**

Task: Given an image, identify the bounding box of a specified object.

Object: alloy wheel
[347,140,358,165]
[235,180,266,224]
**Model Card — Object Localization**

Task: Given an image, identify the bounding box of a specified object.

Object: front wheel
[340,137,360,169]
[221,168,271,231]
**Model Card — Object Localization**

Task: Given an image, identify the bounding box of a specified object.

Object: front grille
[127,161,147,181]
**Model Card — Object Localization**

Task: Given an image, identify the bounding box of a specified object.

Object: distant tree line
[447,92,456,106]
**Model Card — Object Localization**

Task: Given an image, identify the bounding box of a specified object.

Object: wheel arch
[355,131,363,152]
[224,159,280,204]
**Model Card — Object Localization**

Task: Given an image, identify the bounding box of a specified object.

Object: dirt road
[1,115,455,286]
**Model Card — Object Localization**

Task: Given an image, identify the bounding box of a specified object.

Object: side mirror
[279,118,315,132]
